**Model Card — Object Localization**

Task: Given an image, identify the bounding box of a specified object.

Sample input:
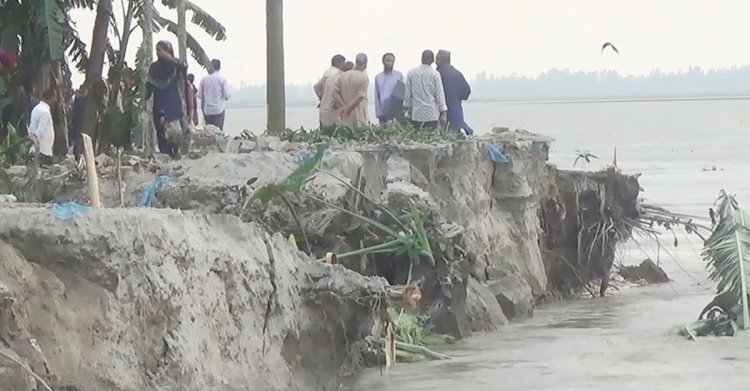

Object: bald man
[336,53,370,129]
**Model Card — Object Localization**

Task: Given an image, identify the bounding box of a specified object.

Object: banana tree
[702,191,750,327]
[0,0,92,154]
[89,0,226,151]
[137,0,154,151]
[79,0,112,149]
[681,190,750,339]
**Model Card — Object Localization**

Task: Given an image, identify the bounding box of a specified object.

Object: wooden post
[82,134,102,208]
[385,321,396,368]
[266,0,286,131]
[177,0,188,61]
[140,0,156,152]
[116,148,124,207]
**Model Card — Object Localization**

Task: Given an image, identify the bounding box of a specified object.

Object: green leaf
[152,15,212,71]
[34,0,66,61]
[702,190,750,329]
[250,142,330,204]
[287,234,298,251]
[159,0,227,40]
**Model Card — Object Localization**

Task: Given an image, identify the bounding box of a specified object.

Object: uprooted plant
[366,308,453,363]
[241,141,435,284]
[680,190,750,340]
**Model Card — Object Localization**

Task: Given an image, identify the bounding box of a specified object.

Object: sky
[69,0,750,87]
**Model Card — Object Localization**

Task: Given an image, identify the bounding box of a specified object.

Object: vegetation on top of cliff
[242,141,436,284]
[252,123,460,145]
[680,191,750,340]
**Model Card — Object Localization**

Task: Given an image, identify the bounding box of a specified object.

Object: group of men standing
[314,49,473,135]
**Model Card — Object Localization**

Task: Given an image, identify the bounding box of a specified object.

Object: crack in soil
[262,239,278,355]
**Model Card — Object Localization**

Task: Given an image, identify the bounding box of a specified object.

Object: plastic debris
[0,194,17,203]
[52,202,90,221]
[139,175,171,207]
[295,152,312,166]
[487,143,510,164]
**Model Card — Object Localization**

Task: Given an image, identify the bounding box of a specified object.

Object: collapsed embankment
[0,207,386,390]
[0,129,641,390]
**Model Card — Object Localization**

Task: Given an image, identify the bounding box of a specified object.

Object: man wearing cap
[436,49,473,136]
[335,53,370,129]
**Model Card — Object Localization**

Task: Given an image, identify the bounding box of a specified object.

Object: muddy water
[337,99,750,390]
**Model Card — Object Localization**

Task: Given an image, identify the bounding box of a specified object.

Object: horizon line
[225,94,750,109]
[227,64,750,88]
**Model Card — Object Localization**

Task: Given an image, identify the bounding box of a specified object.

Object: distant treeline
[228,66,750,106]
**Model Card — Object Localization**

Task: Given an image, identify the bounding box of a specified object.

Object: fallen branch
[366,336,451,360]
[0,348,53,391]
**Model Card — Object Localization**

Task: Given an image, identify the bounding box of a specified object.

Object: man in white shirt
[403,50,447,131]
[27,89,56,164]
[198,59,231,131]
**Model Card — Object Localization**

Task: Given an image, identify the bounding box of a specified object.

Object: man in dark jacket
[436,49,474,136]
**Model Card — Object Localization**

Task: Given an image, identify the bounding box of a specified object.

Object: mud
[0,206,386,390]
[0,129,642,390]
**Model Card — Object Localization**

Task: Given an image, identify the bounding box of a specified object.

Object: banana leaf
[701,190,750,330]
[250,141,329,204]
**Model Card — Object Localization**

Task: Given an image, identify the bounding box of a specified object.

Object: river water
[225,100,750,390]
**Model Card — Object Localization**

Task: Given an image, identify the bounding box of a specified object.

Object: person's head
[155,40,174,59]
[211,59,221,73]
[187,73,195,83]
[421,50,434,66]
[331,54,346,70]
[41,88,56,104]
[355,53,368,71]
[382,52,395,72]
[436,49,451,69]
[343,61,354,72]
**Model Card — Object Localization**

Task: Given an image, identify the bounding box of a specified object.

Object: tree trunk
[139,0,156,152]
[81,0,113,147]
[107,2,135,112]
[177,0,188,61]
[266,0,285,131]
[47,63,68,155]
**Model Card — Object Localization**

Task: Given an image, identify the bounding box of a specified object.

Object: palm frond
[133,41,150,81]
[701,190,750,329]
[34,0,66,61]
[134,0,162,33]
[60,0,96,9]
[65,28,89,73]
[159,0,227,40]
[106,39,118,67]
[153,15,212,70]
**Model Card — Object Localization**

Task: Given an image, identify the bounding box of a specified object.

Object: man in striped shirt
[403,50,447,131]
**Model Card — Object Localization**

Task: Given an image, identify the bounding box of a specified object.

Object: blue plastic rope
[487,143,510,164]
[139,175,171,207]
[52,202,90,221]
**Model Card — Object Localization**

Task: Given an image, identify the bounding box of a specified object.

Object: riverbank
[0,128,644,390]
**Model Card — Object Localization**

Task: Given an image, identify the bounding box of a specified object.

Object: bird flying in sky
[601,42,619,54]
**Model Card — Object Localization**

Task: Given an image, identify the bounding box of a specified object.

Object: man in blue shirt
[374,53,404,126]
[436,49,473,136]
